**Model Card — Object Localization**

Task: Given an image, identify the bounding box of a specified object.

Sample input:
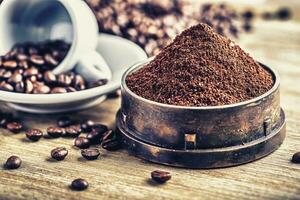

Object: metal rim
[121,58,280,110]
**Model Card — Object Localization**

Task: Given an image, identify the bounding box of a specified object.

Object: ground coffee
[126,23,274,107]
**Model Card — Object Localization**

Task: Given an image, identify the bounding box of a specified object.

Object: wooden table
[1,2,300,200]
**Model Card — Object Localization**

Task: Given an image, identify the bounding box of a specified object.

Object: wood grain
[0,1,300,200]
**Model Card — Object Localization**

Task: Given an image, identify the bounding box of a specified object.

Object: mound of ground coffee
[126,23,274,107]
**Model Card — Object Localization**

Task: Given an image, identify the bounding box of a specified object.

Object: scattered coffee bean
[102,138,121,151]
[74,136,90,149]
[26,129,43,141]
[6,122,23,133]
[91,124,108,135]
[51,147,68,161]
[81,148,100,160]
[80,120,95,132]
[47,126,65,138]
[4,156,22,169]
[276,7,292,20]
[151,170,171,183]
[292,152,300,164]
[57,116,74,128]
[65,125,82,137]
[71,178,89,191]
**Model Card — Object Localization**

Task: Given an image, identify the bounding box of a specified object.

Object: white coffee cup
[0,0,112,79]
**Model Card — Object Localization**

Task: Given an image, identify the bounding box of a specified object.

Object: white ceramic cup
[0,0,112,79]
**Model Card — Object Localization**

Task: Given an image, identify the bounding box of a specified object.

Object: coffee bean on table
[4,156,22,169]
[6,122,23,133]
[292,152,300,163]
[71,178,89,191]
[57,116,74,128]
[65,125,82,137]
[74,136,90,149]
[47,126,65,138]
[51,147,68,161]
[91,124,108,135]
[151,170,171,183]
[80,120,95,132]
[26,129,43,141]
[102,138,121,151]
[81,148,100,160]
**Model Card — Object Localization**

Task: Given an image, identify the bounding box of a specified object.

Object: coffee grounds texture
[126,23,274,107]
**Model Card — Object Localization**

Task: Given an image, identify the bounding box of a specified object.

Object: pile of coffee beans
[126,23,274,107]
[0,40,108,94]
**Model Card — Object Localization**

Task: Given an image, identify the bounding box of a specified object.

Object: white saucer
[2,34,147,113]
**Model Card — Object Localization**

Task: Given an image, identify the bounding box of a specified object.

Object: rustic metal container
[116,59,286,168]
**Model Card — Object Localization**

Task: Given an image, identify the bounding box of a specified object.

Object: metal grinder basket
[116,60,286,168]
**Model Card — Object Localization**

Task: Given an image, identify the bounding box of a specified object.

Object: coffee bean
[51,87,67,94]
[44,71,57,84]
[47,126,65,138]
[102,138,121,151]
[72,75,86,90]
[102,130,116,141]
[4,156,22,169]
[2,60,18,69]
[65,125,82,137]
[51,147,68,161]
[151,170,171,183]
[58,74,72,86]
[26,129,43,141]
[71,178,89,191]
[18,60,29,69]
[74,136,90,149]
[0,69,12,80]
[8,72,23,83]
[86,131,103,145]
[66,87,77,93]
[16,53,28,61]
[28,46,38,55]
[92,124,108,134]
[81,148,100,160]
[25,80,34,93]
[44,54,58,66]
[6,122,23,133]
[29,55,45,65]
[80,120,95,132]
[15,81,25,93]
[92,79,108,88]
[292,152,300,163]
[24,67,39,77]
[33,85,50,94]
[57,116,74,128]
[0,82,14,92]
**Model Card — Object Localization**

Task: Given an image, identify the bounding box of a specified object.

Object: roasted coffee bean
[276,7,292,20]
[86,131,103,145]
[2,60,18,69]
[92,124,108,134]
[15,81,25,93]
[71,178,89,191]
[26,129,43,141]
[8,72,23,83]
[29,55,45,65]
[58,74,72,86]
[28,46,38,55]
[25,80,34,93]
[66,87,77,93]
[51,147,68,161]
[24,67,39,77]
[74,136,90,149]
[0,82,14,92]
[80,120,95,132]
[33,85,50,94]
[102,138,121,151]
[6,122,23,133]
[47,126,65,138]
[4,156,22,169]
[292,152,300,164]
[151,170,171,183]
[16,53,28,61]
[18,60,29,69]
[0,70,12,80]
[44,54,58,66]
[44,71,57,84]
[81,148,100,160]
[92,79,108,88]
[65,125,82,137]
[72,75,86,90]
[57,116,74,128]
[51,87,67,94]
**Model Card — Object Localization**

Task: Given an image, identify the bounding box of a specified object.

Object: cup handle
[76,50,112,81]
